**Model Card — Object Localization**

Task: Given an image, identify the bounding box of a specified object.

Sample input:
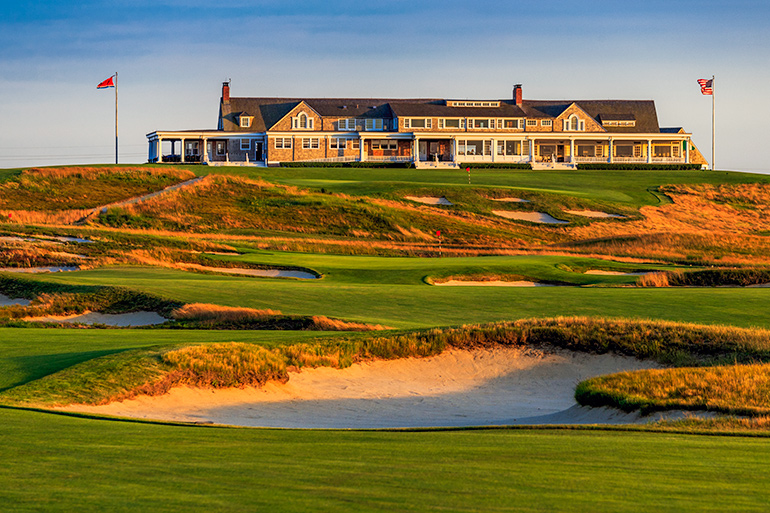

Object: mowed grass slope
[2,409,770,512]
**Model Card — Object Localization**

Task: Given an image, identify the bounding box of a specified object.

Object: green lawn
[18,258,770,329]
[1,408,769,512]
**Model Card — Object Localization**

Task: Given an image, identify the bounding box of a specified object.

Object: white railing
[364,156,413,163]
[651,157,686,163]
[611,157,648,163]
[574,157,609,163]
[294,155,359,163]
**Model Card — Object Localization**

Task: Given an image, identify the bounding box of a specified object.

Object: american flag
[697,78,713,95]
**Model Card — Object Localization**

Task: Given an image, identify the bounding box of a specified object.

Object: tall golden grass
[577,363,770,416]
[21,166,194,181]
[171,303,281,321]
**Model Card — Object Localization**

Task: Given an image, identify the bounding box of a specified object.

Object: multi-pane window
[504,119,523,129]
[371,140,397,150]
[240,139,250,150]
[329,138,347,149]
[456,140,491,156]
[406,118,432,129]
[292,112,314,130]
[274,137,292,149]
[365,118,384,131]
[470,119,494,129]
[496,141,523,155]
[351,139,360,150]
[302,138,320,149]
[240,116,252,128]
[541,120,552,127]
[338,118,357,131]
[526,119,538,127]
[216,141,226,155]
[440,118,462,129]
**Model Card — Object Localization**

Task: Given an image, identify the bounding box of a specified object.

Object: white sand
[564,210,626,219]
[179,263,316,279]
[490,197,530,203]
[585,270,651,276]
[0,266,80,273]
[492,211,569,224]
[405,196,453,206]
[0,293,30,307]
[435,280,556,287]
[59,346,687,428]
[24,311,167,326]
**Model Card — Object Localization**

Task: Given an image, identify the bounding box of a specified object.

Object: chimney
[222,81,230,103]
[513,84,523,105]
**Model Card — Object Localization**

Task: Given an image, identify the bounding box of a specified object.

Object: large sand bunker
[0,293,30,307]
[179,264,317,279]
[60,346,696,428]
[434,280,556,287]
[0,266,80,273]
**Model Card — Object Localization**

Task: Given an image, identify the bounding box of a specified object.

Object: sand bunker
[405,196,453,206]
[179,264,317,279]
[493,211,568,224]
[59,346,697,429]
[565,210,626,219]
[435,280,556,287]
[585,270,652,276]
[490,197,530,203]
[24,311,167,326]
[0,266,80,273]
[0,293,30,307]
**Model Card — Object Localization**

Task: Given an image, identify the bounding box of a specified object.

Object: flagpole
[115,72,118,165]
[711,74,715,171]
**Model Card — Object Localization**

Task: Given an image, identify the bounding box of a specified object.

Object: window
[577,145,595,157]
[615,144,634,157]
[371,140,397,150]
[406,118,432,129]
[329,138,347,149]
[351,139,360,150]
[564,115,585,131]
[216,141,226,156]
[497,140,522,155]
[302,138,320,149]
[526,119,538,127]
[186,141,199,155]
[291,112,314,130]
[240,116,252,128]
[541,120,552,127]
[274,137,292,149]
[240,139,250,150]
[504,119,523,129]
[338,118,357,131]
[441,118,461,129]
[470,119,493,129]
[365,118,384,131]
[446,100,500,108]
[457,140,491,155]
[653,144,672,157]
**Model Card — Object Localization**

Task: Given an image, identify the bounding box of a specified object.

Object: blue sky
[1,0,768,172]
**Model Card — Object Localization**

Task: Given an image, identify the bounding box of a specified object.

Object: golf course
[2,164,770,511]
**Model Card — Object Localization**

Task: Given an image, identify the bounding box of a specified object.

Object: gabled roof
[219,94,661,133]
[523,100,660,133]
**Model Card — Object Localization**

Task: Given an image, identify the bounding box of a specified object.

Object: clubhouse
[146,82,706,169]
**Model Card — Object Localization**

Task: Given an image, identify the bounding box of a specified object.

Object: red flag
[97,76,115,89]
[436,230,441,237]
[697,78,713,95]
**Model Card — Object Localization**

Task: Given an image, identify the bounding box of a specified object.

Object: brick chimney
[513,84,523,105]
[222,81,230,104]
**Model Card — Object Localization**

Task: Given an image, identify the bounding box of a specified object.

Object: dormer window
[239,116,253,128]
[564,114,585,131]
[292,112,314,130]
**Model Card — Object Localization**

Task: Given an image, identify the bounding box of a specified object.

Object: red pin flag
[436,230,441,237]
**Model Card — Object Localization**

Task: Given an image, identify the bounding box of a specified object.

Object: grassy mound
[576,363,770,416]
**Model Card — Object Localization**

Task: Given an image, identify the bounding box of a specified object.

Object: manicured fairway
[1,408,769,512]
[24,262,770,329]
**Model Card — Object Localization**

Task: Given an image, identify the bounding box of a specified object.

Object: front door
[419,141,428,161]
[255,142,263,161]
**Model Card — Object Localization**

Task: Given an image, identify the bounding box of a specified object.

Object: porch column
[529,138,535,162]
[451,139,456,163]
[570,139,575,163]
[647,139,653,163]
[180,139,186,163]
[414,137,420,162]
[202,138,208,163]
[492,138,497,162]
[158,138,163,163]
[608,138,613,164]
[359,137,365,162]
[685,138,690,163]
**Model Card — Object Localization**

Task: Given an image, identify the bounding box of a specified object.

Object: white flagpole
[115,72,119,165]
[711,75,715,171]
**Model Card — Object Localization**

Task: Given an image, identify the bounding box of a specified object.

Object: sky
[1,0,769,172]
